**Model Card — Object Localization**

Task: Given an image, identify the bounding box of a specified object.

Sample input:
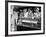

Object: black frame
[5,0,45,36]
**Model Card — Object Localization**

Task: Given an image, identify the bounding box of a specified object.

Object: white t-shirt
[13,12,18,19]
[11,12,18,25]
[34,12,41,18]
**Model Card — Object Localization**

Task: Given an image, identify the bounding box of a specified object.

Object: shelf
[17,24,40,29]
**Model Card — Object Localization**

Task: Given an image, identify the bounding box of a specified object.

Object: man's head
[13,11,19,14]
[28,8,32,13]
[36,8,39,12]
[20,9,22,12]
[23,8,27,12]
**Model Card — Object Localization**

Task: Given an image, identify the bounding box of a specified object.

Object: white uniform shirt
[24,12,28,18]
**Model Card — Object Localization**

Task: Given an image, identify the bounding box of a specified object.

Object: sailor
[34,8,41,19]
[23,8,28,18]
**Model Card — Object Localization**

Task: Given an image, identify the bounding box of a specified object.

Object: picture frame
[5,0,45,36]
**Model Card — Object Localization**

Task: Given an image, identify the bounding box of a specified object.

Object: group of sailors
[20,8,41,19]
[11,7,41,25]
[11,6,41,31]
